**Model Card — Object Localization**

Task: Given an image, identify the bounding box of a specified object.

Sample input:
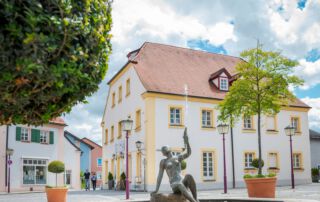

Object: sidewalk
[0,183,319,202]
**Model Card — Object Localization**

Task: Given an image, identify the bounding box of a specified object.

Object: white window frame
[293,153,302,169]
[266,116,276,131]
[40,130,49,144]
[245,153,255,169]
[21,127,29,141]
[243,116,253,129]
[202,110,212,127]
[202,151,214,180]
[220,77,229,91]
[64,170,72,185]
[291,117,300,132]
[170,107,182,125]
[268,152,278,168]
[22,158,47,185]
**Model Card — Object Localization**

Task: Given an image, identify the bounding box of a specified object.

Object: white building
[0,118,81,192]
[101,42,311,191]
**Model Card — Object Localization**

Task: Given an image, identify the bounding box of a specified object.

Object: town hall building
[101,42,311,191]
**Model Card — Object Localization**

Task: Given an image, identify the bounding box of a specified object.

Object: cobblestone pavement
[0,183,319,202]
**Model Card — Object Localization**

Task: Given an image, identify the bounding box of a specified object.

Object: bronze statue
[151,128,199,202]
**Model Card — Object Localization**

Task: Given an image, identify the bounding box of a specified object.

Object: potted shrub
[46,161,68,202]
[120,172,126,190]
[311,168,319,183]
[108,172,115,190]
[244,158,277,198]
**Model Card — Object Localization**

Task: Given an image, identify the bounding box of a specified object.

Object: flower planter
[108,180,114,190]
[244,177,277,198]
[46,187,68,202]
[312,175,319,183]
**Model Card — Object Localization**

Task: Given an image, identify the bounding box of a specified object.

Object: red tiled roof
[114,42,310,108]
[49,117,67,125]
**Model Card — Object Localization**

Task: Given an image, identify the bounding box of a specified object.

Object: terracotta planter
[244,177,277,198]
[46,187,68,202]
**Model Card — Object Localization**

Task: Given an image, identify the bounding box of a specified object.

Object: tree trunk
[56,173,58,187]
[258,112,262,175]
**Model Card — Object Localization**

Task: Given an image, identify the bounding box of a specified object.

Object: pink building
[0,118,81,192]
[81,138,102,187]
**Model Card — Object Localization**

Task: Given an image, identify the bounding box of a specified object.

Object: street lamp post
[285,125,296,189]
[121,117,133,200]
[135,140,147,192]
[217,123,229,194]
[6,148,14,194]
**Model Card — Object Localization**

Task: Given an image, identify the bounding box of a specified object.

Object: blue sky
[189,38,320,101]
[63,0,320,143]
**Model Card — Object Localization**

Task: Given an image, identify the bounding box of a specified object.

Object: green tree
[0,0,112,125]
[218,44,303,175]
[48,160,65,187]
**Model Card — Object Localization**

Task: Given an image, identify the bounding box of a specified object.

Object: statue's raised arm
[150,127,199,202]
[178,128,191,162]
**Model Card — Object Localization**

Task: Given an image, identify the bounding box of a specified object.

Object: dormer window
[220,77,228,91]
[209,68,232,91]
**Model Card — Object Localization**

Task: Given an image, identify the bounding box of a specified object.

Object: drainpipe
[230,121,236,188]
[5,125,9,187]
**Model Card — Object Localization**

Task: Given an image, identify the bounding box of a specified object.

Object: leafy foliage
[108,172,114,181]
[312,168,319,176]
[267,173,276,178]
[252,158,264,169]
[80,171,85,189]
[243,174,253,179]
[120,172,126,181]
[48,160,65,174]
[48,160,65,187]
[0,0,112,125]
[244,172,276,179]
[219,45,303,175]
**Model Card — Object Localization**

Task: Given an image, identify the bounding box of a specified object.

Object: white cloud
[63,0,320,144]
[295,59,320,90]
[301,97,320,131]
[303,23,320,45]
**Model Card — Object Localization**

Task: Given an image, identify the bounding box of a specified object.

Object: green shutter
[31,129,40,143]
[16,127,21,141]
[49,131,54,144]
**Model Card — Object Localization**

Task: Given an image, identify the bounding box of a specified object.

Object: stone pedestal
[151,193,188,202]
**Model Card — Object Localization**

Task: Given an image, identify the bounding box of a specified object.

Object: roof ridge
[81,137,102,148]
[64,130,94,149]
[143,41,242,60]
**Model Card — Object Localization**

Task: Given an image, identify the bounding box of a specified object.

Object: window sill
[294,168,304,172]
[117,136,122,139]
[295,132,302,135]
[201,126,216,130]
[20,140,31,143]
[266,130,279,134]
[202,179,216,182]
[110,139,114,143]
[169,124,184,129]
[244,168,257,170]
[118,100,122,104]
[135,126,141,132]
[244,168,257,173]
[111,104,115,108]
[125,93,130,97]
[268,168,280,172]
[242,129,256,133]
